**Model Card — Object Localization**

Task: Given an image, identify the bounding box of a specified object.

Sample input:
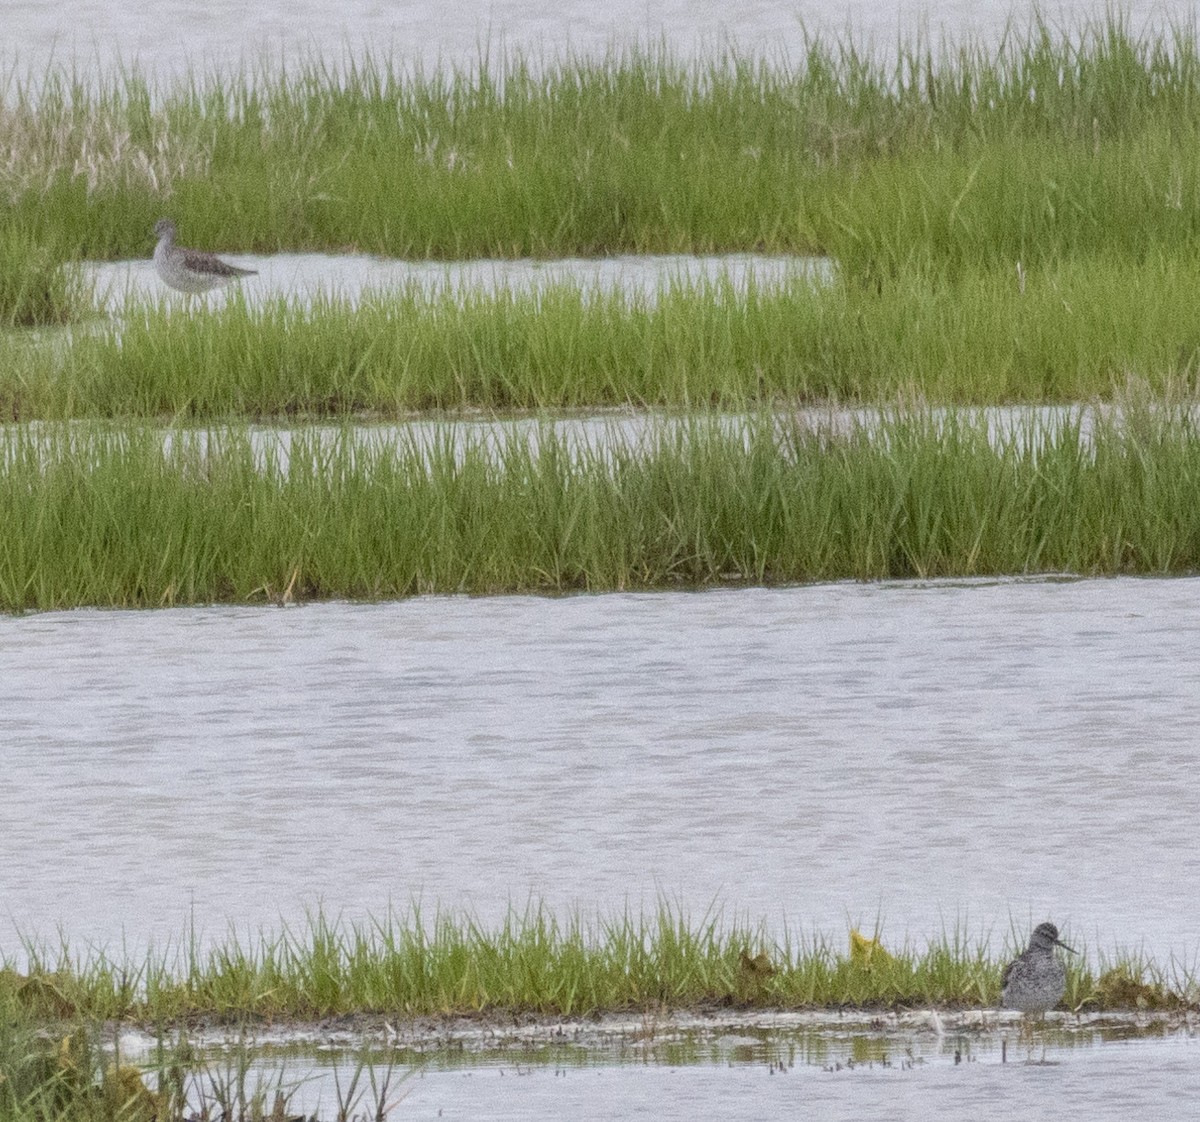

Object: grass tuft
[0,225,90,328]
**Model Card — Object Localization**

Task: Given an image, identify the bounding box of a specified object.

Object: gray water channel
[3,577,1199,955]
[2,0,1185,81]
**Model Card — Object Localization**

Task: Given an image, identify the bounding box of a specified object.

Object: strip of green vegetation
[7,253,1200,417]
[0,912,1187,1122]
[2,907,1191,1022]
[5,16,1200,273]
[1,410,1200,611]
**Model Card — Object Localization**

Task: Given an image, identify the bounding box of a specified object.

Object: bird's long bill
[1055,935,1078,955]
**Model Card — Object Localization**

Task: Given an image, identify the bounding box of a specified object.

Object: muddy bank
[114,1007,1197,1060]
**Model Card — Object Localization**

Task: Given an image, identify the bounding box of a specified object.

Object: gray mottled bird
[1001,921,1076,1017]
[152,218,257,294]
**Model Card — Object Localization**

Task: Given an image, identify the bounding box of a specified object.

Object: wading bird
[1001,921,1076,1037]
[152,218,257,294]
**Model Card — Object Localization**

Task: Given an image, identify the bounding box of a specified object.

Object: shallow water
[128,1012,1200,1122]
[0,406,1158,478]
[3,577,1200,957]
[355,1043,1200,1122]
[178,404,1132,463]
[84,251,827,311]
[346,1034,1200,1122]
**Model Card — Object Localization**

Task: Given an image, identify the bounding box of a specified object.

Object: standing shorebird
[1001,921,1076,1022]
[152,218,257,294]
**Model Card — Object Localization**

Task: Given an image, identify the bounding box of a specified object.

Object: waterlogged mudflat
[118,1012,1200,1121]
[3,578,1199,953]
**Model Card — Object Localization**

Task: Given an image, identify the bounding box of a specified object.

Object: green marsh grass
[8,16,1200,270]
[4,906,1195,1021]
[0,1013,322,1122]
[3,409,1200,611]
[8,253,1200,418]
[0,225,89,328]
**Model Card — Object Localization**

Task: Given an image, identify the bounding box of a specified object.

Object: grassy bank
[5,909,1185,1121]
[1,410,1200,611]
[5,17,1200,274]
[3,906,1192,1022]
[3,905,1190,1121]
[8,253,1200,417]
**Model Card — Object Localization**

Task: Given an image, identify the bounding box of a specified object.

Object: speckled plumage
[152,218,256,294]
[1001,922,1076,1015]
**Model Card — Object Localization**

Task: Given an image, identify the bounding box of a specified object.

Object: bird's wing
[180,247,256,278]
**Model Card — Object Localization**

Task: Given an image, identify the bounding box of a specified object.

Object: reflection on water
[319,1031,1200,1122]
[3,577,1200,955]
[133,1012,1200,1122]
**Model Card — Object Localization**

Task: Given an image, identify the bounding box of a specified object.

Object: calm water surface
[2,1,1185,79]
[2,578,1199,956]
